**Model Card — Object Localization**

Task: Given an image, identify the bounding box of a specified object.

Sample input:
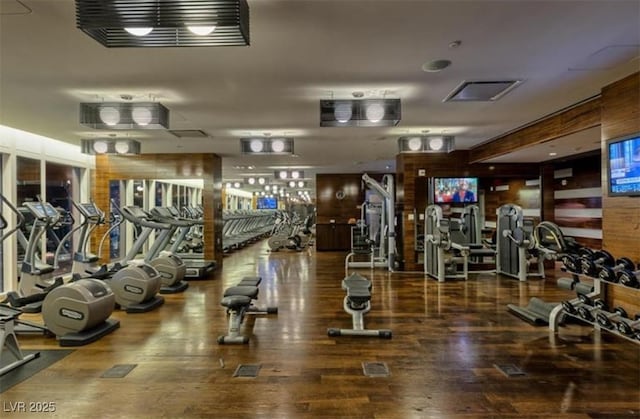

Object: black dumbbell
[580,250,614,277]
[562,300,578,315]
[617,267,640,289]
[616,315,640,336]
[561,254,582,274]
[575,295,608,322]
[597,257,636,283]
[595,307,628,329]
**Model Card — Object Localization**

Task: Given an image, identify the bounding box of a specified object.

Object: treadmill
[150,206,216,279]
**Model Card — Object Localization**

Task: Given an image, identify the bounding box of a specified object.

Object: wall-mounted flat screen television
[434,177,479,203]
[257,196,278,209]
[607,133,640,197]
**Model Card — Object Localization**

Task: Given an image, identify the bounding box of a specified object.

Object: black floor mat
[1,350,74,393]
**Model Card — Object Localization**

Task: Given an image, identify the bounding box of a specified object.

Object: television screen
[434,177,479,203]
[257,196,278,209]
[608,133,640,197]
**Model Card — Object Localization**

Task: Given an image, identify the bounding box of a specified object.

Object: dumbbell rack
[549,271,640,345]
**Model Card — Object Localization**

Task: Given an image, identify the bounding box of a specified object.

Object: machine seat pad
[347,285,371,300]
[238,276,262,287]
[468,248,497,256]
[221,295,252,309]
[342,274,372,291]
[223,285,259,299]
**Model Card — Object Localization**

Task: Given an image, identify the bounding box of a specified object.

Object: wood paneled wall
[92,153,223,267]
[483,177,541,226]
[601,72,640,260]
[600,72,640,315]
[469,97,601,163]
[550,153,602,250]
[315,174,366,224]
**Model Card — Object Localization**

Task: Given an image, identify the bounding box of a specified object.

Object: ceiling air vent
[444,80,523,102]
[168,130,209,138]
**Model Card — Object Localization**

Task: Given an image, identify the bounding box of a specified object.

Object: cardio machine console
[78,202,102,221]
[23,201,60,221]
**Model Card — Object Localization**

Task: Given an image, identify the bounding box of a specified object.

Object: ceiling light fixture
[124,27,153,36]
[275,170,304,180]
[75,0,249,48]
[80,102,169,129]
[98,106,120,126]
[187,25,216,36]
[320,98,401,127]
[240,137,294,155]
[81,138,141,155]
[397,136,455,153]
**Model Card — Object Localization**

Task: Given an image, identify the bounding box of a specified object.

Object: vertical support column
[2,153,18,292]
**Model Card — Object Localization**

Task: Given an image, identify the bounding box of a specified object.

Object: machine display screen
[608,133,640,196]
[257,197,277,209]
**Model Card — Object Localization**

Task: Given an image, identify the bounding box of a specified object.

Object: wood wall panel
[601,72,640,261]
[469,97,601,163]
[551,153,602,249]
[315,174,364,225]
[92,153,223,268]
[600,72,640,315]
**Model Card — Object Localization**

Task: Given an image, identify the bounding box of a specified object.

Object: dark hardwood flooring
[3,241,639,418]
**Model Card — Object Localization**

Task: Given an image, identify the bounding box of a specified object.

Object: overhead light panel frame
[320,98,401,127]
[75,0,250,48]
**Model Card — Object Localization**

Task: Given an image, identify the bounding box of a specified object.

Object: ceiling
[1,0,639,197]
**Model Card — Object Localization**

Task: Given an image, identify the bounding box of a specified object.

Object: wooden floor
[3,241,640,418]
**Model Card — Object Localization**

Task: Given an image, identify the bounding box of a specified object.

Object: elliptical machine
[0,194,120,346]
[72,201,165,313]
[114,204,188,294]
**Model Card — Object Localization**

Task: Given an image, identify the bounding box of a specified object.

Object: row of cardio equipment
[1,195,216,354]
[222,210,275,252]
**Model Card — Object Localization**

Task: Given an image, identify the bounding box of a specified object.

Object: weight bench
[218,276,277,344]
[327,273,392,339]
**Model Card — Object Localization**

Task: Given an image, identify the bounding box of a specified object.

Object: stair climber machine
[152,206,216,279]
[0,194,120,346]
[345,173,397,272]
[68,201,164,313]
[111,202,188,294]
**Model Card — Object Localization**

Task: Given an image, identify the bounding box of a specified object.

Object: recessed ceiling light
[549,152,557,156]
[422,59,452,73]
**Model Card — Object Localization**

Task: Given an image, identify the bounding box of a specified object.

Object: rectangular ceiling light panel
[76,0,250,47]
[398,136,455,153]
[320,99,401,127]
[80,102,169,129]
[240,137,294,155]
